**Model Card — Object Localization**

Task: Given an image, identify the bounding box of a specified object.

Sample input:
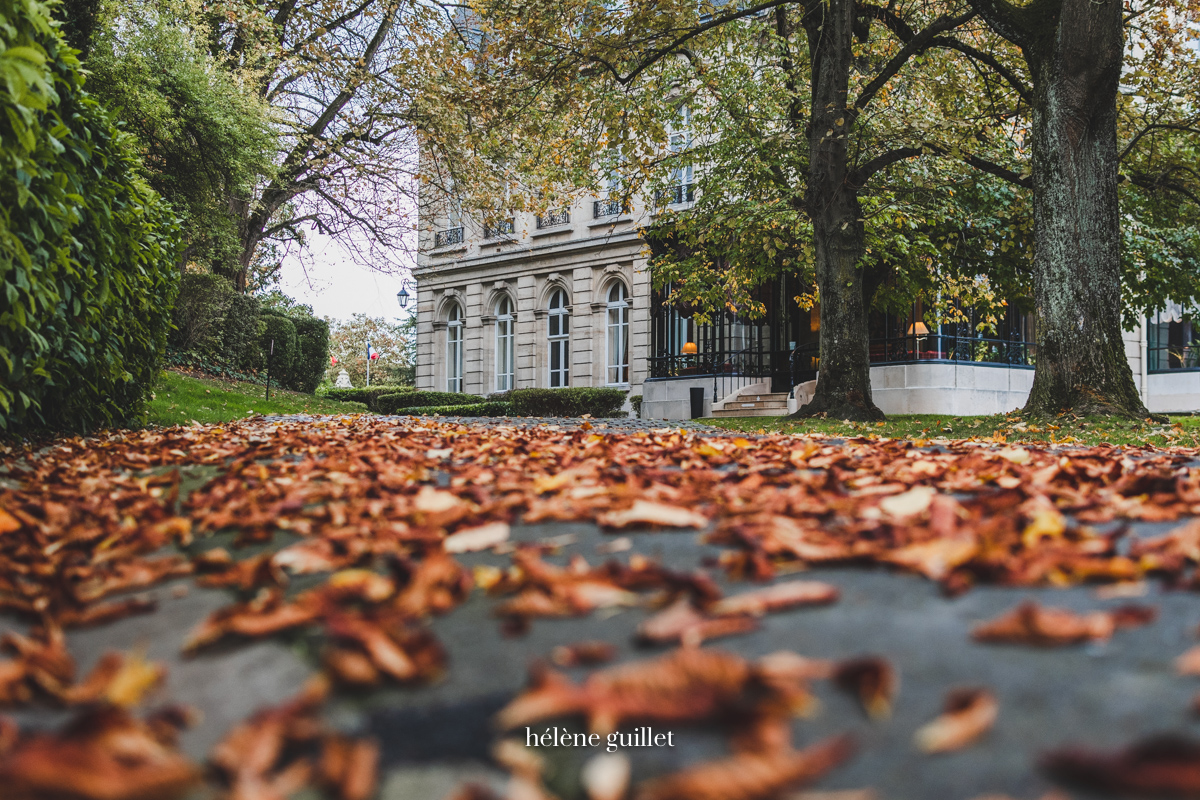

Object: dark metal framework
[483,220,515,239]
[594,199,626,218]
[536,209,571,228]
[434,227,464,248]
[649,277,1039,402]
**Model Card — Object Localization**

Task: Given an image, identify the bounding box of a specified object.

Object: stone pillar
[573,266,595,387]
[464,282,485,395]
[516,274,537,388]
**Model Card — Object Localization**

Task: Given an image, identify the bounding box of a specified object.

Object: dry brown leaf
[1041,734,1200,794]
[0,706,200,800]
[551,641,619,668]
[971,601,1155,646]
[636,598,759,647]
[834,657,898,720]
[634,734,856,800]
[598,500,708,530]
[445,522,512,553]
[708,581,840,617]
[496,648,815,736]
[914,688,998,753]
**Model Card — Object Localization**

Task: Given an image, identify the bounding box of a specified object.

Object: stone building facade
[414,194,1200,418]
[413,197,655,406]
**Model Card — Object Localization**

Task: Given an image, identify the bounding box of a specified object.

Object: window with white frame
[665,106,694,205]
[606,282,630,384]
[446,302,464,392]
[548,289,570,387]
[495,296,515,391]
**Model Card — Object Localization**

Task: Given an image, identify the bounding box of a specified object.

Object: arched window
[548,289,570,388]
[446,302,464,393]
[606,282,629,384]
[495,296,515,392]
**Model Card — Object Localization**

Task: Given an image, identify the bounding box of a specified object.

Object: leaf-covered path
[2,416,1200,799]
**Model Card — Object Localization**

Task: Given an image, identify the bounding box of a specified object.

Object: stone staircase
[711,391,790,418]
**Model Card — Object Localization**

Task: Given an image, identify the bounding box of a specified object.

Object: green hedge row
[168,274,329,394]
[509,388,627,417]
[322,385,414,411]
[390,402,513,417]
[1,0,181,432]
[376,391,484,414]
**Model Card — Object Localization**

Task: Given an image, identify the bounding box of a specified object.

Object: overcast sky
[277,234,413,323]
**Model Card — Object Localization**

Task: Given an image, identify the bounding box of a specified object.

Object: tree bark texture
[971,0,1150,418]
[789,0,884,421]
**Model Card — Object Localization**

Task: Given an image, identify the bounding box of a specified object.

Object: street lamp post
[397,285,410,308]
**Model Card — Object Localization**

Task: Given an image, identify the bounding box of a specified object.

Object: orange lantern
[682,341,698,354]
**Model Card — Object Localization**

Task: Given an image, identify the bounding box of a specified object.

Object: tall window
[606,283,629,384]
[667,106,694,204]
[548,289,570,387]
[495,296,515,391]
[446,302,464,393]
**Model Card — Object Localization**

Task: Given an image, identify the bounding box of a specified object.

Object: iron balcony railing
[483,220,515,239]
[593,199,626,218]
[434,227,464,248]
[868,333,1034,367]
[655,183,695,205]
[536,209,571,228]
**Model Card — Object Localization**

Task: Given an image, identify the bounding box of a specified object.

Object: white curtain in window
[548,289,570,388]
[446,303,464,393]
[495,296,515,391]
[606,283,629,384]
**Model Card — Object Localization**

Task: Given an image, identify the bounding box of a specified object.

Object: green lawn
[146,370,366,426]
[706,412,1200,448]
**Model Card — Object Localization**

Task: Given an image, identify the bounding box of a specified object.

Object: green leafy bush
[509,388,627,417]
[170,273,263,370]
[259,313,297,388]
[290,315,330,394]
[1,0,181,432]
[376,391,485,413]
[390,402,512,417]
[322,385,414,411]
[629,394,643,418]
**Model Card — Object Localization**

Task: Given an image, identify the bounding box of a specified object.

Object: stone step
[711,391,790,418]
[712,407,787,418]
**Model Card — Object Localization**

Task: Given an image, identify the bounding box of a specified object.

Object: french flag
[367,343,379,360]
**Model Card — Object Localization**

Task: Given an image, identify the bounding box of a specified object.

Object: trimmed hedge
[322,385,414,411]
[509,388,627,417]
[259,313,297,387]
[376,391,484,413]
[291,315,330,394]
[390,402,512,417]
[1,0,181,432]
[170,273,261,370]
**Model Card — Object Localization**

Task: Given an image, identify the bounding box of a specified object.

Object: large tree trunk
[972,0,1150,418]
[789,0,883,421]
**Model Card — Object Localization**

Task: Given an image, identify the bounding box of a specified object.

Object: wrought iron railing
[593,199,625,218]
[434,227,464,248]
[483,220,515,239]
[1148,343,1200,372]
[869,333,1034,367]
[536,209,571,228]
[655,183,694,205]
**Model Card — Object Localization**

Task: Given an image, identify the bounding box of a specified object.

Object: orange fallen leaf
[1041,733,1200,794]
[0,706,200,800]
[445,522,511,553]
[636,598,759,646]
[634,734,856,800]
[971,601,1155,647]
[914,688,998,753]
[598,500,708,530]
[834,657,898,720]
[708,580,839,617]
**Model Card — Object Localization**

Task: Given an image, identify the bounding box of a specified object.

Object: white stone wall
[870,363,1034,416]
